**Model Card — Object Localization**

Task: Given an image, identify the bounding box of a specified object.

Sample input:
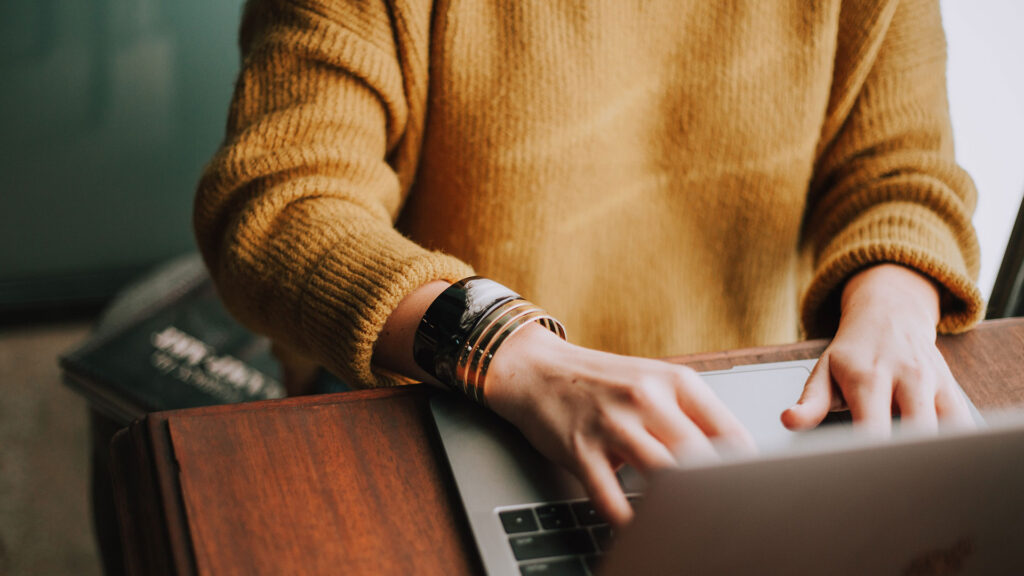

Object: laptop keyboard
[498,496,639,575]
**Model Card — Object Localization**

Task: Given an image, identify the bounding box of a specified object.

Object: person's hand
[782,263,974,434]
[486,323,756,527]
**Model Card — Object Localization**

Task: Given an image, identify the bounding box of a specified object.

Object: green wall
[0,0,245,309]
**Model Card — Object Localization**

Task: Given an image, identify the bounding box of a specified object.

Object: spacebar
[509,530,594,561]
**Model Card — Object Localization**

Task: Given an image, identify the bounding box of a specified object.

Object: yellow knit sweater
[195,0,983,388]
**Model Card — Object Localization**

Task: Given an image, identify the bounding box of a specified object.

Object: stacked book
[60,254,287,425]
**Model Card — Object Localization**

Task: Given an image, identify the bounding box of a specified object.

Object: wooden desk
[111,319,1024,575]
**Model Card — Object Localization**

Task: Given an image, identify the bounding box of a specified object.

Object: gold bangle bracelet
[465,308,549,402]
[459,302,534,383]
[455,299,533,395]
[413,276,565,402]
[462,306,565,405]
[475,312,565,404]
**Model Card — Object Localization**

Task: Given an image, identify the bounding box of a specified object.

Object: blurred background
[0,0,245,317]
[0,1,246,574]
[0,1,1021,575]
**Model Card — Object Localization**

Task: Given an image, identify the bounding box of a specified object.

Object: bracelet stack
[413,277,566,404]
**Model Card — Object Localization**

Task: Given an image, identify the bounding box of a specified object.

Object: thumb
[782,355,835,430]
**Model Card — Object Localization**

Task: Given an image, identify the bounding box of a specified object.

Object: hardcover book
[60,254,287,425]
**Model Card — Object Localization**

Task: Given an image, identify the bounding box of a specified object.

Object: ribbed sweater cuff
[297,237,475,389]
[801,202,984,338]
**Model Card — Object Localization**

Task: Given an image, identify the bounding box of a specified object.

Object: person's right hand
[485,323,756,527]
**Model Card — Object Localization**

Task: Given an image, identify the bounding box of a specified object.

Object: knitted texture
[195,0,983,388]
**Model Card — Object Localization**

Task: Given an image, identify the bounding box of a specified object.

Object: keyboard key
[591,525,613,552]
[570,501,604,526]
[510,530,595,561]
[535,504,576,530]
[500,508,540,534]
[519,557,588,576]
[584,554,603,574]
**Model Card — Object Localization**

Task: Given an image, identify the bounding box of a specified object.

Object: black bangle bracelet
[413,277,520,390]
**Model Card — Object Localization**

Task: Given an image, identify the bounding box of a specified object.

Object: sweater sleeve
[193,0,474,388]
[800,0,983,338]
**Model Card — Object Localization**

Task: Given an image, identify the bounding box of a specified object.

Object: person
[194,0,983,527]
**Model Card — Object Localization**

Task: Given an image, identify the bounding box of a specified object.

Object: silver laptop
[430,360,1023,575]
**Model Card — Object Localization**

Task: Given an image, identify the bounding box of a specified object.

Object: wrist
[485,322,574,417]
[841,263,941,328]
[412,277,566,403]
[373,280,452,386]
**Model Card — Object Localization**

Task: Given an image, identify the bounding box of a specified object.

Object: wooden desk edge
[110,423,181,576]
[110,318,1024,575]
[110,386,436,576]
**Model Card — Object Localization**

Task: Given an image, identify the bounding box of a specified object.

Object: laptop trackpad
[703,365,812,453]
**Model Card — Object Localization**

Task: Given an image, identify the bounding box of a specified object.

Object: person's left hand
[781,263,975,434]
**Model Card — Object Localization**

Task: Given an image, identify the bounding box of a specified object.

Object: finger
[641,398,713,454]
[890,357,938,431]
[609,423,679,473]
[654,415,720,464]
[573,453,633,527]
[670,369,756,450]
[782,355,835,431]
[935,385,976,430]
[893,379,938,432]
[843,372,894,436]
[930,354,976,429]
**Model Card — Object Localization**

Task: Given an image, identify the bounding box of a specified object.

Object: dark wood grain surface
[161,388,478,575]
[113,318,1024,575]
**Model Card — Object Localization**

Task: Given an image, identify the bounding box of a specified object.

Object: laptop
[429,360,1024,575]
